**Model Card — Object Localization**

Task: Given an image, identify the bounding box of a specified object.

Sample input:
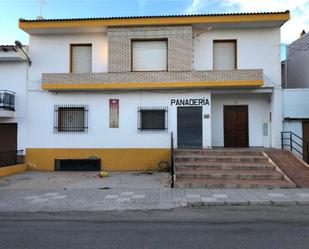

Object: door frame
[177,106,203,148]
[223,105,249,148]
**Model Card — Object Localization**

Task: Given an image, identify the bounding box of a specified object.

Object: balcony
[42,69,263,91]
[0,90,15,118]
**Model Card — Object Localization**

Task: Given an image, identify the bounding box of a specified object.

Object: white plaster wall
[26,90,211,149]
[28,33,108,90]
[283,89,309,119]
[0,61,28,150]
[194,27,281,87]
[211,93,271,147]
[283,120,303,158]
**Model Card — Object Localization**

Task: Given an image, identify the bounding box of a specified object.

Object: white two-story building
[17,11,289,171]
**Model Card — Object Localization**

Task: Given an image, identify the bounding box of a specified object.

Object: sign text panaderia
[171,98,210,106]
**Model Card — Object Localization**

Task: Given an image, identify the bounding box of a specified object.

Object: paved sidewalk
[1,188,309,212]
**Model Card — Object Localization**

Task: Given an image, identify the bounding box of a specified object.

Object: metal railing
[281,131,309,163]
[0,150,24,167]
[0,90,15,111]
[170,132,176,188]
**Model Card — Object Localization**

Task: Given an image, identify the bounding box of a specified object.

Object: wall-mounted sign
[171,98,210,106]
[109,99,119,128]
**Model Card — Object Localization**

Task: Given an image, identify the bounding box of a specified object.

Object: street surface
[1,206,309,249]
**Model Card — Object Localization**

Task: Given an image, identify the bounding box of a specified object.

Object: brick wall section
[107,25,193,72]
[42,69,263,84]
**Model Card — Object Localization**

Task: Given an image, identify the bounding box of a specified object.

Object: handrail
[281,131,309,144]
[170,132,175,188]
[0,150,24,167]
[281,131,309,163]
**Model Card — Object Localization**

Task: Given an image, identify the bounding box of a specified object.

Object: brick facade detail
[42,69,263,84]
[107,25,193,72]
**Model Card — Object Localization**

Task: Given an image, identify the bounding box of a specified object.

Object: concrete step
[175,178,296,189]
[176,169,284,180]
[174,149,263,156]
[175,155,269,163]
[175,162,275,170]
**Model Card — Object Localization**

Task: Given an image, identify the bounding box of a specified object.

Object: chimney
[301,30,306,37]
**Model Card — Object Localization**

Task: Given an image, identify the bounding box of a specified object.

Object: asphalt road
[1,206,309,249]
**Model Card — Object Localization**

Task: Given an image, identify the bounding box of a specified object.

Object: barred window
[54,105,88,133]
[138,107,168,132]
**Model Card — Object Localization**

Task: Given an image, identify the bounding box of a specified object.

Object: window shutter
[71,45,92,73]
[213,41,236,70]
[132,41,167,71]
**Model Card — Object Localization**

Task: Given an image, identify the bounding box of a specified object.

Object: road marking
[213,194,228,198]
[25,196,41,200]
[297,193,309,197]
[268,193,286,197]
[44,193,59,197]
[201,197,217,202]
[105,195,119,199]
[116,198,131,202]
[52,195,67,200]
[120,192,134,196]
[132,194,146,199]
[31,198,49,203]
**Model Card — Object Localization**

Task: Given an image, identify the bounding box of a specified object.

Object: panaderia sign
[171,98,210,106]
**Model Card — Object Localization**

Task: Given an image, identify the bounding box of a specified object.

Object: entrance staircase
[174,149,295,188]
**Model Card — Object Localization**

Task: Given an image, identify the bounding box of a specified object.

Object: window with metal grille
[54,105,88,133]
[70,44,92,73]
[138,107,168,132]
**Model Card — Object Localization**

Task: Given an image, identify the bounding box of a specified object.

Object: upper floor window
[213,40,237,70]
[70,44,92,73]
[132,40,167,71]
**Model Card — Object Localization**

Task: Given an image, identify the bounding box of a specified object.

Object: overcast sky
[1,0,308,58]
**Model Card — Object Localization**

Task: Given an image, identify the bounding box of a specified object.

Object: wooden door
[0,123,17,152]
[302,121,309,163]
[224,106,248,148]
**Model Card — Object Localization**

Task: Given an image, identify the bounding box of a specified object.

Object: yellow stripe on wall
[42,80,263,90]
[26,148,170,171]
[19,12,290,30]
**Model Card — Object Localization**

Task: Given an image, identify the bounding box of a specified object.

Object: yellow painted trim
[19,12,290,30]
[26,148,170,171]
[0,164,27,177]
[42,80,263,90]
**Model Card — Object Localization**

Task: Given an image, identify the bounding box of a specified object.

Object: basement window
[54,105,88,133]
[138,107,168,132]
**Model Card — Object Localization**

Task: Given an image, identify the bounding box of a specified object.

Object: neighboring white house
[0,45,28,165]
[16,11,289,171]
[282,31,309,162]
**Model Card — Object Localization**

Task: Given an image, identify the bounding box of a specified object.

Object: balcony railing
[0,90,15,111]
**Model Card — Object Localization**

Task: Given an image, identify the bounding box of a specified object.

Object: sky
[1,0,309,59]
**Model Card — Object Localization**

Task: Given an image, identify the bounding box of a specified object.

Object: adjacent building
[282,31,309,162]
[0,45,28,166]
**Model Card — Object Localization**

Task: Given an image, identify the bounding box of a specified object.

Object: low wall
[26,148,170,171]
[0,164,27,177]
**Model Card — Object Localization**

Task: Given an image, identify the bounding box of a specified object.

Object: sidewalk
[1,188,309,212]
